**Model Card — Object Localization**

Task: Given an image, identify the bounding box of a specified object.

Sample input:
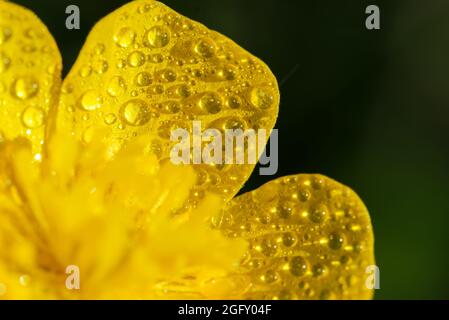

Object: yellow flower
[0,0,375,299]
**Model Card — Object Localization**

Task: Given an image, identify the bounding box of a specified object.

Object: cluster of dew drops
[60,1,278,202]
[0,13,59,144]
[214,175,372,300]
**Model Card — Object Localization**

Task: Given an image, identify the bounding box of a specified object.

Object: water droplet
[82,127,95,144]
[223,117,246,131]
[226,95,242,109]
[312,177,325,189]
[107,76,127,97]
[120,99,150,126]
[79,90,103,111]
[79,65,92,77]
[310,205,328,223]
[150,84,164,95]
[135,72,152,86]
[161,100,180,114]
[278,201,295,219]
[150,53,164,63]
[114,27,136,48]
[93,60,108,74]
[261,238,278,257]
[127,51,146,67]
[93,43,105,55]
[104,113,117,125]
[328,232,345,250]
[194,38,216,58]
[290,256,308,276]
[0,26,12,45]
[282,232,297,247]
[250,87,274,109]
[19,275,31,287]
[117,59,126,69]
[161,68,177,82]
[217,65,236,80]
[146,26,170,48]
[199,92,222,114]
[299,188,311,202]
[175,84,191,98]
[262,270,279,284]
[22,106,45,128]
[312,264,326,277]
[0,52,11,73]
[12,77,39,100]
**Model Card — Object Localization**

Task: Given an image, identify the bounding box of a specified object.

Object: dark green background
[14,0,449,299]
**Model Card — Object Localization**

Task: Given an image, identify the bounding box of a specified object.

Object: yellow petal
[217,174,375,299]
[56,0,279,202]
[0,1,62,154]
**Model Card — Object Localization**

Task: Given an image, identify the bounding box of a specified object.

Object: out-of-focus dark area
[13,0,449,299]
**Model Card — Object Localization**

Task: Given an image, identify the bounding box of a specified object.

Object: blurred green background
[14,0,449,299]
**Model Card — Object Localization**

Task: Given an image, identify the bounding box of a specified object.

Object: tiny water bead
[199,92,222,114]
[107,76,127,97]
[222,117,247,131]
[120,99,150,126]
[261,238,278,257]
[290,256,308,276]
[93,60,108,74]
[312,264,327,277]
[250,87,274,109]
[262,270,279,284]
[226,95,242,109]
[19,275,31,287]
[310,205,328,223]
[161,100,180,114]
[79,65,92,78]
[146,25,170,48]
[160,69,177,82]
[282,232,297,247]
[135,72,152,87]
[11,77,39,100]
[0,51,11,73]
[79,90,103,111]
[328,232,345,250]
[0,26,12,45]
[127,51,146,67]
[194,38,216,58]
[22,106,45,128]
[113,27,136,48]
[174,84,190,98]
[104,113,117,125]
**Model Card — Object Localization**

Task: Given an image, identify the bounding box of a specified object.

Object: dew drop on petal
[120,99,150,126]
[113,27,136,48]
[79,90,103,111]
[146,26,170,48]
[12,77,39,100]
[199,92,222,114]
[107,76,127,97]
[250,87,274,109]
[194,38,216,58]
[127,51,146,67]
[22,106,45,128]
